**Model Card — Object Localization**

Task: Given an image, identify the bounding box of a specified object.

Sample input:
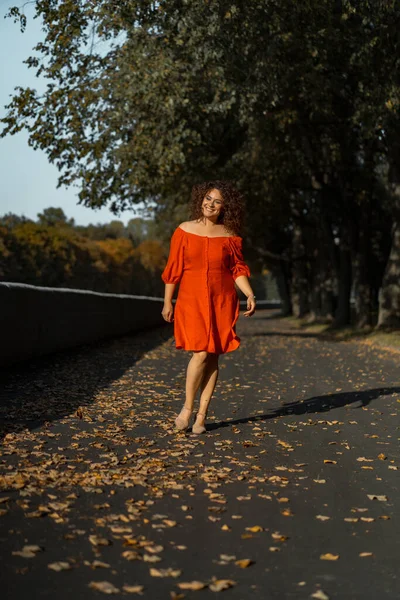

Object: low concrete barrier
[0,282,165,367]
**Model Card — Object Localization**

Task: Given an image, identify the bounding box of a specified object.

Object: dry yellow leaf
[209,579,235,592]
[367,494,388,501]
[359,552,373,558]
[320,553,339,561]
[324,460,337,464]
[48,561,71,571]
[177,581,207,590]
[89,535,111,547]
[88,581,119,594]
[149,568,181,578]
[316,515,330,521]
[245,525,263,532]
[144,545,163,554]
[121,551,141,561]
[122,584,144,594]
[311,591,330,600]
[143,554,161,563]
[271,532,288,542]
[163,520,177,527]
[235,559,253,568]
[378,454,387,460]
[91,561,110,569]
[12,545,42,558]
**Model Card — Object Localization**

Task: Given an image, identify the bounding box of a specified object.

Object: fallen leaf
[367,495,388,501]
[149,568,181,578]
[177,581,207,590]
[121,551,141,561]
[323,460,337,465]
[316,515,330,521]
[359,552,373,558]
[378,454,387,460]
[219,554,236,561]
[320,553,339,561]
[245,526,263,532]
[12,545,43,558]
[143,554,161,563]
[209,579,235,592]
[311,591,330,600]
[48,561,72,571]
[271,532,289,542]
[88,581,120,594]
[91,561,110,569]
[235,559,253,568]
[122,585,144,594]
[89,535,111,547]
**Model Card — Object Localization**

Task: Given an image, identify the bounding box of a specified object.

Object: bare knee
[191,351,209,365]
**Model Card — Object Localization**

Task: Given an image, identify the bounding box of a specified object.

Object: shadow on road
[209,386,400,430]
[0,325,171,440]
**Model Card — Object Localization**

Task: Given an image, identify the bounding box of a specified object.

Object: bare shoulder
[178,220,197,233]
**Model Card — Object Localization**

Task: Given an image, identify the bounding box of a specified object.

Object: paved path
[1,310,400,599]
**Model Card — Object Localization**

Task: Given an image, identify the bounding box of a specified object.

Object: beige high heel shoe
[175,406,193,431]
[192,412,207,434]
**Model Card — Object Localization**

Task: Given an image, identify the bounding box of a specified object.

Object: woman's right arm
[161,227,185,322]
[162,284,176,322]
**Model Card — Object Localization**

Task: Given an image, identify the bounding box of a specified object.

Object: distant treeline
[0,208,166,296]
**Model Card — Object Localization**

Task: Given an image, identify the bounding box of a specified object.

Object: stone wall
[0,282,165,367]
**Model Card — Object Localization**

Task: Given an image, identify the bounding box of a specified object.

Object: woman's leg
[194,353,219,427]
[175,351,209,427]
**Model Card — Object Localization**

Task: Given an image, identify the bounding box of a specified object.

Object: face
[201,188,224,220]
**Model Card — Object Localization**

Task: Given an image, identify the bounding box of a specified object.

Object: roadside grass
[282,315,400,352]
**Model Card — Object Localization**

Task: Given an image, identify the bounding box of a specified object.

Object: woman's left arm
[235,275,256,317]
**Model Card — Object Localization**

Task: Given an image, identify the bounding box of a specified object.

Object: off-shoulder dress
[161,226,250,354]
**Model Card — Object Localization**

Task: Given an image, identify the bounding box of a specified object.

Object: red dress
[162,227,250,354]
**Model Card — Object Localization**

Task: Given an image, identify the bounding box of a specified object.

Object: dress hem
[174,339,240,355]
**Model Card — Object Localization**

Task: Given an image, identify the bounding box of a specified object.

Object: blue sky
[0,4,135,225]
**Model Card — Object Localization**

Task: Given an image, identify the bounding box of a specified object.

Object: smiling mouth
[204,206,215,211]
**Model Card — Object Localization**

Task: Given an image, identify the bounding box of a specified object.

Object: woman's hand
[243,295,256,317]
[162,301,174,322]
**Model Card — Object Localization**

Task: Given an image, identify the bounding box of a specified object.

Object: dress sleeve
[161,227,185,284]
[228,236,250,281]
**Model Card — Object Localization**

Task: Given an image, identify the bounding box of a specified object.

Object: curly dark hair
[190,180,245,236]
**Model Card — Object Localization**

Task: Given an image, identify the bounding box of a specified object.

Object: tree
[3,1,400,326]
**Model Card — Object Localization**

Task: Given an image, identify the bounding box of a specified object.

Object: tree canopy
[2,1,400,326]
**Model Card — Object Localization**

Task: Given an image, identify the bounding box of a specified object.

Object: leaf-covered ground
[1,310,399,599]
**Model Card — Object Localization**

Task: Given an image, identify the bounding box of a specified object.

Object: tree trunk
[291,224,310,318]
[377,222,400,328]
[334,242,352,327]
[354,208,374,328]
[273,261,292,315]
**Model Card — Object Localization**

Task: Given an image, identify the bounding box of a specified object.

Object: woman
[161,180,256,434]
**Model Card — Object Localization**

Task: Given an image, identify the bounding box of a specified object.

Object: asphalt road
[1,310,399,599]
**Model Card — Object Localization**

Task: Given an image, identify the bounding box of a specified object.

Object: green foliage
[2,2,400,323]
